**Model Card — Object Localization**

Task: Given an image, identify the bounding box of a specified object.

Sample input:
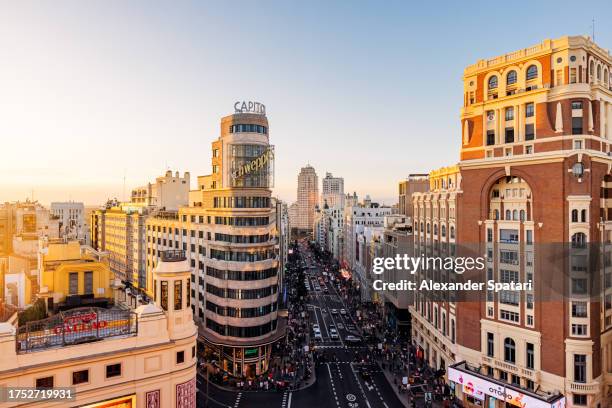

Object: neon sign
[234,101,266,115]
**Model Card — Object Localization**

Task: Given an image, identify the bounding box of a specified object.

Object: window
[36,376,54,389]
[572,324,588,336]
[505,128,514,143]
[488,76,498,89]
[160,281,168,311]
[174,280,182,310]
[84,271,93,294]
[572,101,583,110]
[504,338,516,363]
[572,232,587,248]
[574,354,586,383]
[573,394,587,406]
[69,272,78,295]
[574,140,583,149]
[486,130,495,146]
[572,301,588,317]
[106,363,122,378]
[525,103,534,117]
[570,68,577,83]
[526,343,534,369]
[526,65,538,80]
[507,70,517,85]
[177,350,185,364]
[487,332,494,357]
[72,369,89,385]
[572,209,579,222]
[581,209,587,222]
[505,107,514,121]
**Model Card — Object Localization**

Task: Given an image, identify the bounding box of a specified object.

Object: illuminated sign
[448,367,565,408]
[244,347,259,358]
[232,148,274,180]
[234,101,266,115]
[16,307,137,353]
[80,394,136,407]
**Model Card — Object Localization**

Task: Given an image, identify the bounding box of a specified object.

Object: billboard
[229,144,274,188]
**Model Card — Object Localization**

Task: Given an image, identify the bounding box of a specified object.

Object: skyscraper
[321,172,345,209]
[296,165,319,233]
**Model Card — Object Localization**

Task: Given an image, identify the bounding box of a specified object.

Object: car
[328,324,336,331]
[323,287,329,293]
[337,323,344,330]
[312,324,320,331]
[360,368,371,382]
[340,309,347,315]
[330,331,339,339]
[313,329,322,341]
[345,335,361,344]
[331,309,338,315]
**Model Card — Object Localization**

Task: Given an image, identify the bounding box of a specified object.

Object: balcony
[566,380,600,394]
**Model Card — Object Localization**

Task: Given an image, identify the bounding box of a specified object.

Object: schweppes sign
[233,148,274,179]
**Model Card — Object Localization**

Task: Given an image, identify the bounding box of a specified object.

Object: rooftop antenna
[591,17,595,41]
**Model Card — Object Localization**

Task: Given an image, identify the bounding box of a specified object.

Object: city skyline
[2,1,611,206]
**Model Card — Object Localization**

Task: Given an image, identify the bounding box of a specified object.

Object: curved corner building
[198,108,282,378]
[146,105,284,378]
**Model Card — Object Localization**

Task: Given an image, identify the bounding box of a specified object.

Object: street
[197,240,408,408]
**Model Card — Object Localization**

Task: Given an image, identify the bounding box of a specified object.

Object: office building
[321,172,345,209]
[296,165,318,233]
[398,174,429,217]
[146,107,285,378]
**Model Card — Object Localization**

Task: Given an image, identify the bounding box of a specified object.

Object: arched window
[512,210,519,221]
[441,225,446,237]
[450,226,455,239]
[505,209,511,220]
[451,320,456,344]
[604,69,609,86]
[572,232,587,248]
[581,209,587,223]
[434,224,438,235]
[507,70,517,85]
[572,209,579,222]
[590,61,595,81]
[494,209,500,220]
[597,65,602,80]
[427,223,430,234]
[504,338,516,363]
[520,210,526,222]
[420,222,424,233]
[488,76,498,89]
[526,65,538,81]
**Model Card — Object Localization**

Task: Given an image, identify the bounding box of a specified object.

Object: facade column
[497,108,502,144]
[516,104,522,142]
[555,102,564,133]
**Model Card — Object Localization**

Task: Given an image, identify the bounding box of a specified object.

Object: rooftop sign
[234,101,266,115]
[16,307,137,353]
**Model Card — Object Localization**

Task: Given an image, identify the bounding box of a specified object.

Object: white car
[312,324,320,331]
[331,309,338,315]
[340,309,347,316]
[314,329,323,341]
[329,325,339,339]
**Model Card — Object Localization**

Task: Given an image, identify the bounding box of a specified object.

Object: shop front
[448,362,565,408]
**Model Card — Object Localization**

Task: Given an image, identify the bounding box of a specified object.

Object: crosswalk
[280,390,292,408]
[233,392,242,407]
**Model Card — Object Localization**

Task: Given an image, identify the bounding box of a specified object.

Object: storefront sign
[448,367,565,408]
[234,101,266,115]
[80,394,136,407]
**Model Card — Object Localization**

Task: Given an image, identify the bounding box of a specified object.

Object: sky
[0,1,610,206]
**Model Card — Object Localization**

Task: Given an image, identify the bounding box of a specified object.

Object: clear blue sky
[1,0,610,205]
